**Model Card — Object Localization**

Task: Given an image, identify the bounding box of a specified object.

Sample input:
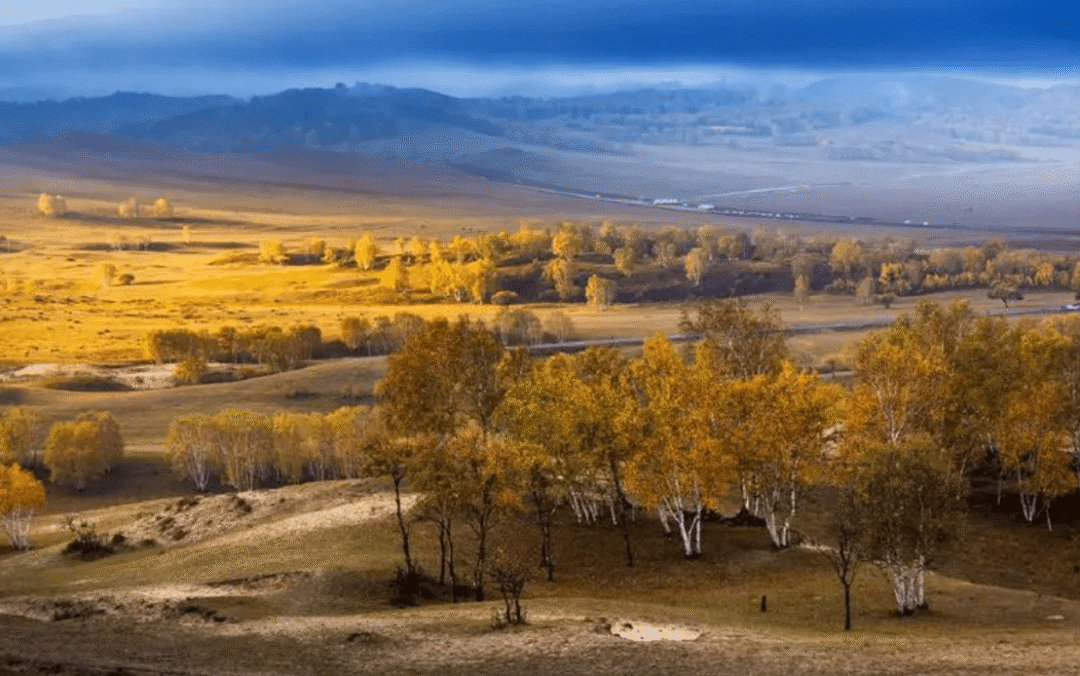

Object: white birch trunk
[658,506,672,534]
[1,508,34,550]
[1019,492,1038,522]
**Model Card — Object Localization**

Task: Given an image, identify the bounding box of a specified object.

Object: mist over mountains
[1,75,1077,162]
[0,74,1076,232]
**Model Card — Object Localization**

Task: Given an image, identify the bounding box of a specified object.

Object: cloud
[0,0,1075,96]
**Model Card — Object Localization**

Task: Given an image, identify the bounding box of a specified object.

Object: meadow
[3,165,1080,675]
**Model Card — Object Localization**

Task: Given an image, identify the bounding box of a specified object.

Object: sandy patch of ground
[114,480,412,549]
[0,361,178,389]
[607,619,701,641]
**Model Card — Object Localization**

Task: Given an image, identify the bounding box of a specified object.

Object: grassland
[4,165,1080,674]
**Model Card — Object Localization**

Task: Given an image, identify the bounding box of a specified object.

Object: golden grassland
[1,186,1075,367]
[6,173,1080,672]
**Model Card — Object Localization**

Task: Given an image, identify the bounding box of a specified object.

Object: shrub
[61,516,116,560]
[491,290,518,306]
[117,273,135,286]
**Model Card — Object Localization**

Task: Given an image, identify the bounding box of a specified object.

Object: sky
[0,0,1076,99]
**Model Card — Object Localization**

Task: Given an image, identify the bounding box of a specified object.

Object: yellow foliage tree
[0,406,45,468]
[740,363,841,547]
[117,197,140,219]
[0,464,45,549]
[585,275,616,310]
[684,247,707,286]
[153,197,173,218]
[37,192,67,217]
[381,256,409,292]
[258,239,288,265]
[625,334,718,557]
[354,234,378,270]
[43,420,104,489]
[165,414,219,491]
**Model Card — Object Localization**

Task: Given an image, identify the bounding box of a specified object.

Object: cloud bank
[0,0,1075,98]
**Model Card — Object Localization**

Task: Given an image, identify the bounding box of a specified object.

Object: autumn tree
[845,317,951,451]
[258,239,288,265]
[986,321,1073,527]
[988,280,1023,308]
[354,234,378,270]
[829,238,866,281]
[377,316,505,439]
[740,363,840,548]
[152,197,173,218]
[0,406,45,468]
[165,414,220,491]
[613,247,635,276]
[0,464,45,549]
[543,311,574,343]
[340,316,374,354]
[409,435,467,592]
[444,428,522,601]
[544,257,575,301]
[684,247,707,286]
[326,405,384,479]
[494,308,542,346]
[843,440,966,616]
[37,192,67,218]
[575,348,639,565]
[43,421,107,489]
[375,317,506,574]
[117,197,140,219]
[625,334,715,557]
[97,263,117,288]
[585,275,616,310]
[406,236,427,264]
[1049,316,1080,493]
[498,352,594,579]
[551,229,583,261]
[382,256,409,291]
[680,299,788,379]
[213,409,274,490]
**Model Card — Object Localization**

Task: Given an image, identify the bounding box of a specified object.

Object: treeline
[252,221,818,305]
[146,310,577,385]
[827,237,1080,303]
[258,219,1074,308]
[165,408,381,492]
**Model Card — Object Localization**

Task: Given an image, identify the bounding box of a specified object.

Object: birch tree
[354,234,378,270]
[844,440,966,616]
[165,414,219,491]
[990,321,1073,528]
[449,428,522,602]
[0,463,45,549]
[626,334,712,558]
[743,363,840,548]
[0,406,46,468]
[497,352,592,578]
[680,299,788,379]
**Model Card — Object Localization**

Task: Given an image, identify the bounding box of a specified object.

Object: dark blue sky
[0,0,1075,98]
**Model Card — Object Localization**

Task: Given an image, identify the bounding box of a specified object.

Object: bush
[390,566,438,607]
[61,517,117,560]
[117,273,135,286]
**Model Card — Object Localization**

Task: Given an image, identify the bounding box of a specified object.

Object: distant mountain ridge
[0,76,1076,167]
